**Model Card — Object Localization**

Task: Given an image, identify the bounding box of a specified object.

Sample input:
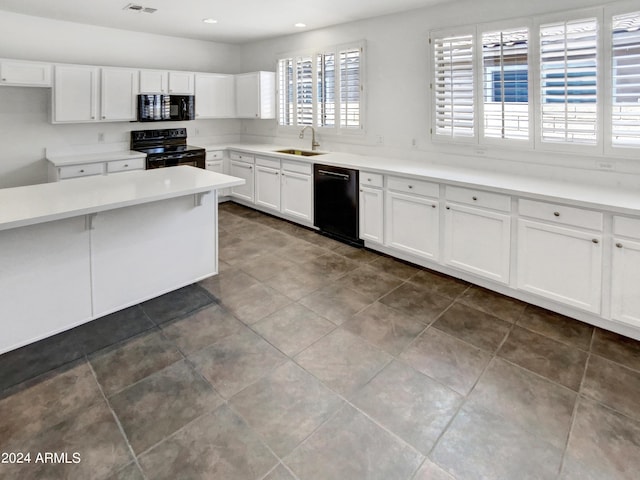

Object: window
[482,28,530,140]
[277,43,364,131]
[539,18,598,145]
[432,33,475,138]
[611,10,640,147]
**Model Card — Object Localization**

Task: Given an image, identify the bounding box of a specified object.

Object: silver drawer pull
[616,243,623,248]
[554,212,560,217]
[592,239,599,244]
[124,164,129,168]
[368,178,372,182]
[431,204,436,208]
[79,169,85,173]
[408,185,413,189]
[472,196,477,201]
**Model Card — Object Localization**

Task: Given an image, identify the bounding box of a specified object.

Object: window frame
[430,26,477,145]
[532,7,604,155]
[276,41,366,135]
[477,18,534,149]
[604,0,640,157]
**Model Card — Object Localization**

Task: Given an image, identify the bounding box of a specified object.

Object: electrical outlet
[596,161,615,171]
[375,135,384,145]
[98,132,105,143]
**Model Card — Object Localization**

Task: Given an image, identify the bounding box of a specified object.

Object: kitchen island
[0,166,244,354]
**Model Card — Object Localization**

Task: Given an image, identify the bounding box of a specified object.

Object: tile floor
[1,202,640,480]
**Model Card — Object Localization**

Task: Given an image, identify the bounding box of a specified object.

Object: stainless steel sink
[274,149,325,157]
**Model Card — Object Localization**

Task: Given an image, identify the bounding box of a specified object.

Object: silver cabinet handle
[616,243,623,248]
[472,196,477,201]
[554,212,560,217]
[446,206,450,210]
[592,239,599,244]
[124,164,129,168]
[431,204,436,208]
[408,185,414,189]
[79,169,85,173]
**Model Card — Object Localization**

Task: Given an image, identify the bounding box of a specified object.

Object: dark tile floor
[1,201,640,479]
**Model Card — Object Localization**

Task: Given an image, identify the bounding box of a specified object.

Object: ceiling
[0,0,451,44]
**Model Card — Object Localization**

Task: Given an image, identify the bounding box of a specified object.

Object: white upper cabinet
[100,68,139,121]
[139,69,168,94]
[0,59,52,87]
[235,71,275,119]
[168,71,195,95]
[53,65,99,123]
[195,73,235,118]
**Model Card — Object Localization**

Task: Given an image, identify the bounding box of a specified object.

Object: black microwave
[137,94,195,121]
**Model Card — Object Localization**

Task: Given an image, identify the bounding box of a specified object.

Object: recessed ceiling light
[203,18,218,24]
[294,23,307,28]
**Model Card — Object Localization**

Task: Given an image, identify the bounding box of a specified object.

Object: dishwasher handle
[317,169,350,180]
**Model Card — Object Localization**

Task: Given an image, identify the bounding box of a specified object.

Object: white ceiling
[0,0,451,44]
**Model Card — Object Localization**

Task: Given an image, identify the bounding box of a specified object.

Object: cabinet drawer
[256,156,281,169]
[229,151,254,163]
[107,158,145,173]
[282,159,312,175]
[206,160,223,172]
[519,199,603,231]
[387,176,438,198]
[446,185,511,212]
[206,150,224,161]
[360,171,383,188]
[614,216,640,239]
[58,163,104,179]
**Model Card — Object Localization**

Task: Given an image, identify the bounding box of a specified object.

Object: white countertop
[0,166,244,231]
[47,150,146,167]
[198,142,640,216]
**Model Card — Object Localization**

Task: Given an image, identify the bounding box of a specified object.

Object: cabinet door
[386,191,439,260]
[139,70,167,94]
[168,71,195,94]
[195,74,235,118]
[0,60,51,86]
[281,171,312,222]
[100,68,139,121]
[444,202,511,284]
[359,186,384,244]
[229,160,254,203]
[53,65,98,123]
[611,238,640,326]
[235,73,259,118]
[517,219,602,313]
[255,165,281,211]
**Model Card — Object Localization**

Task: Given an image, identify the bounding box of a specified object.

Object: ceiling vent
[123,4,157,14]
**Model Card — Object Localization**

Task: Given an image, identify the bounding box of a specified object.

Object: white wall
[0,11,243,188]
[238,0,640,189]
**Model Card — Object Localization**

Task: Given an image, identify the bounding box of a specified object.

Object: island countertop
[0,166,244,232]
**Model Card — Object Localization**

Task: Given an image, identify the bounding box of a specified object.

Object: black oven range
[130,128,205,170]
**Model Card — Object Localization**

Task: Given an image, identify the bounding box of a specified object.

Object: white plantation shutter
[433,33,475,138]
[482,28,529,140]
[611,11,640,148]
[540,18,599,145]
[278,58,294,126]
[296,56,313,126]
[339,47,361,129]
[317,53,336,127]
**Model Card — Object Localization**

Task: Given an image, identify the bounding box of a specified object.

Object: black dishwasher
[313,164,363,246]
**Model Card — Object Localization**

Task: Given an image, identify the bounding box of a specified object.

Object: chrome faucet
[299,126,320,151]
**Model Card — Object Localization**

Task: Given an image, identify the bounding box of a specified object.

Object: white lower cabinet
[517,219,602,313]
[255,163,281,211]
[359,185,384,244]
[281,165,313,223]
[385,176,440,260]
[443,202,511,284]
[611,216,640,326]
[229,153,255,203]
